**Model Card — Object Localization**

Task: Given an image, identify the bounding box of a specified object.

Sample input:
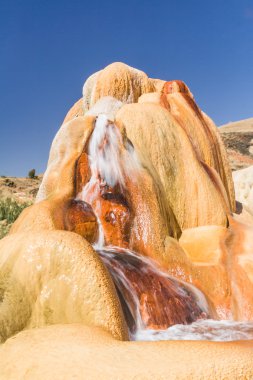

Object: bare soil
[0,175,42,203]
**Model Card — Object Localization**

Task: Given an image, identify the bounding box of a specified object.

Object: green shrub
[0,223,12,239]
[0,198,31,224]
[28,169,36,179]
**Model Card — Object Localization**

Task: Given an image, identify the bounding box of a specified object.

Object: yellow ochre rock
[0,231,128,343]
[83,62,154,110]
[116,102,230,230]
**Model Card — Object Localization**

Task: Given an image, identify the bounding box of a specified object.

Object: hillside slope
[0,176,42,238]
[0,176,42,202]
[219,117,253,171]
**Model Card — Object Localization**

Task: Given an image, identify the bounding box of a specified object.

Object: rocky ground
[0,117,252,239]
[219,117,253,171]
[0,175,42,202]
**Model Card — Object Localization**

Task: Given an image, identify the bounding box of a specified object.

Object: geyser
[1,62,253,379]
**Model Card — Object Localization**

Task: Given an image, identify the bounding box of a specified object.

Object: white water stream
[135,319,253,342]
[77,113,140,249]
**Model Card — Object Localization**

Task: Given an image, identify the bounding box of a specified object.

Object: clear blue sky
[0,0,253,176]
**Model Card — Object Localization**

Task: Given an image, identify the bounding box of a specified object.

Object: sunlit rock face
[1,62,253,378]
[139,81,235,212]
[233,165,253,215]
[0,231,128,343]
[83,62,155,111]
[64,199,98,242]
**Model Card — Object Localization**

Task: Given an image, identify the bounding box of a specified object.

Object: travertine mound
[1,324,253,380]
[1,62,252,379]
[41,62,235,234]
[4,62,239,325]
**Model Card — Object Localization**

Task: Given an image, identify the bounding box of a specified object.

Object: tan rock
[116,102,229,230]
[179,225,227,265]
[82,70,102,112]
[9,115,97,240]
[63,98,84,124]
[36,115,95,202]
[126,168,180,256]
[157,233,231,319]
[86,95,123,120]
[160,223,253,320]
[82,62,154,109]
[203,112,236,211]
[138,84,235,212]
[0,231,128,343]
[1,324,253,380]
[150,77,166,92]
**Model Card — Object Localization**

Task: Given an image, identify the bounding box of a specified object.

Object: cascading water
[99,247,253,341]
[77,114,253,342]
[98,247,209,337]
[77,114,140,249]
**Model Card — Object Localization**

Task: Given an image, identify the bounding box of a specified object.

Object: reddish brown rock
[75,151,91,194]
[82,180,133,247]
[162,80,191,95]
[64,199,98,243]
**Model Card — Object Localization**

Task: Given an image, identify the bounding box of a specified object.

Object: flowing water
[77,113,140,249]
[98,247,253,341]
[98,247,209,336]
[134,319,253,341]
[77,114,253,342]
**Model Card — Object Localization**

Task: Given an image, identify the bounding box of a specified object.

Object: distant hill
[219,118,253,171]
[0,175,42,203]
